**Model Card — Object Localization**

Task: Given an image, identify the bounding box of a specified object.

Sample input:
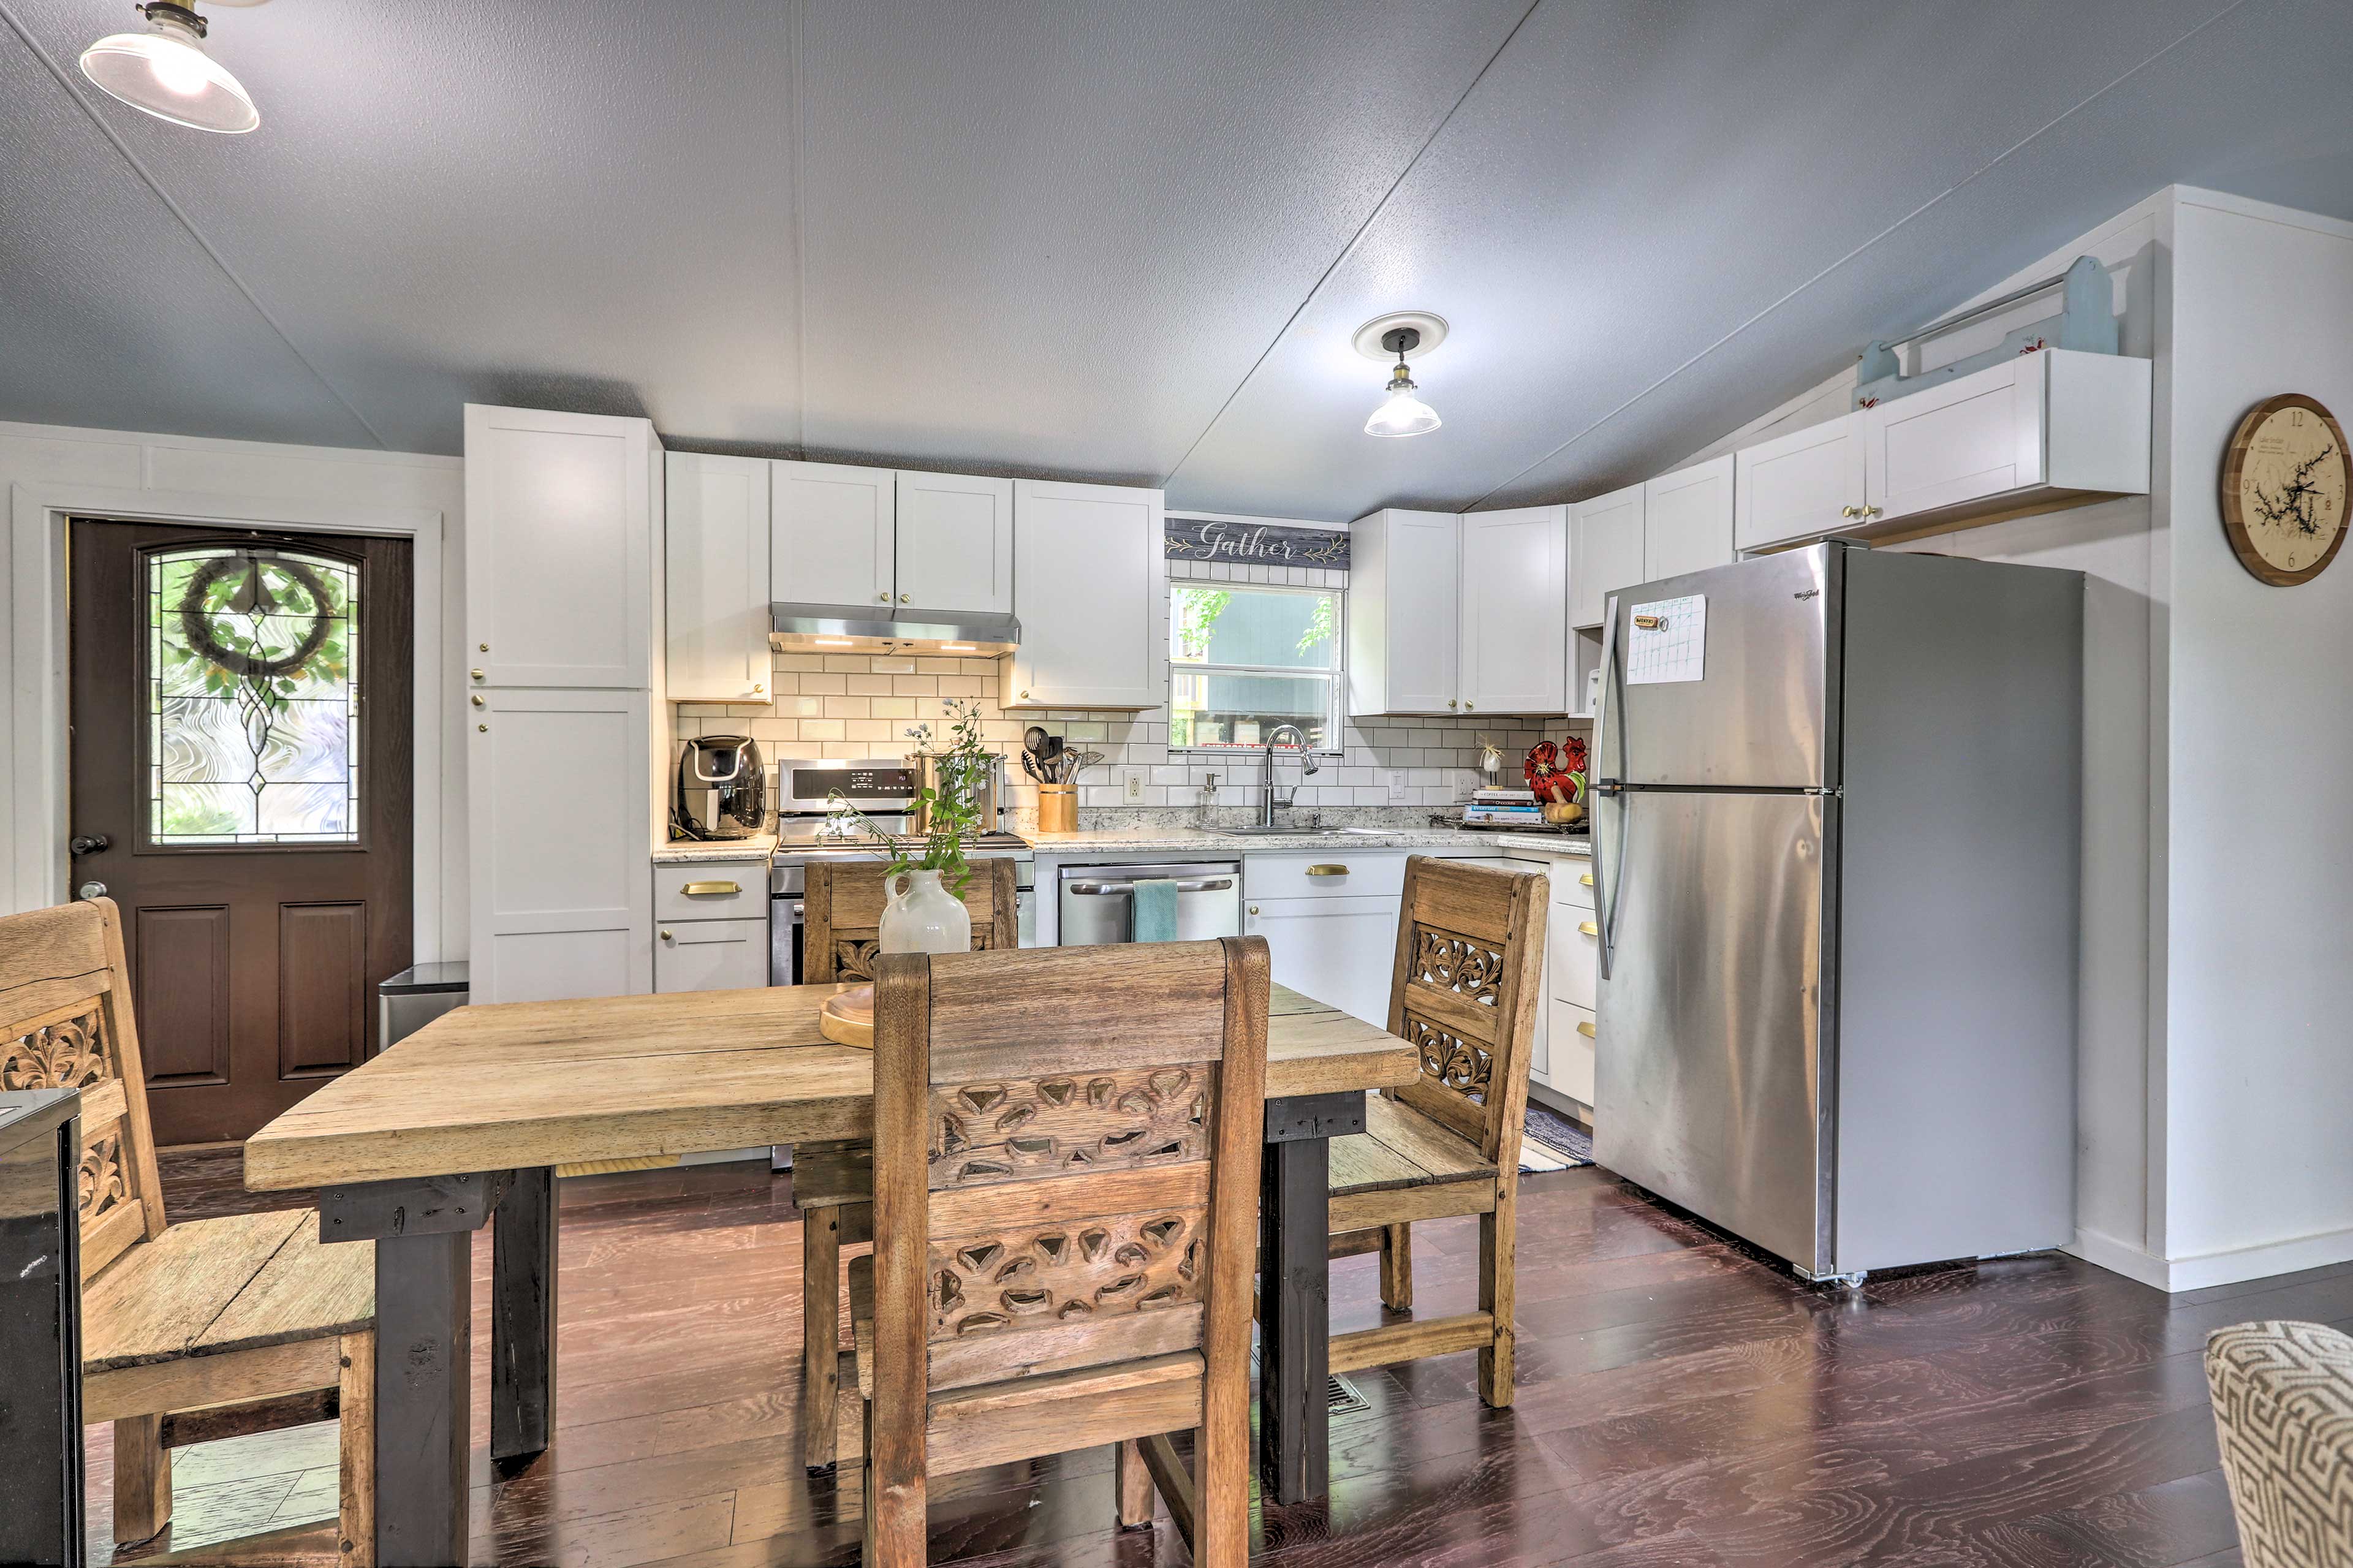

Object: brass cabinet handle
[899,593,911,604]
[879,593,889,602]
[1840,505,1862,519]
[1019,689,1031,699]
[1248,904,1259,916]
[659,928,674,941]
[1464,701,1475,711]
[470,694,485,707]
[1580,873,1594,886]
[470,667,485,681]
[681,880,740,896]
[751,682,765,694]
[1305,865,1349,877]
[1578,920,1599,936]
[1860,505,1882,520]
[1577,1020,1597,1039]
[1447,699,1458,710]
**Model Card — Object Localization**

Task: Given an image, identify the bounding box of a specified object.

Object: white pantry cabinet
[1735,413,1868,553]
[655,918,768,993]
[1642,455,1735,583]
[468,687,658,1004]
[1567,482,1645,629]
[770,460,894,610]
[464,405,659,687]
[1002,479,1164,711]
[1459,506,1569,715]
[895,470,1014,615]
[665,452,772,702]
[1350,508,1566,717]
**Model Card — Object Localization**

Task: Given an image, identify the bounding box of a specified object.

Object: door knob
[76,881,107,902]
[69,834,109,856]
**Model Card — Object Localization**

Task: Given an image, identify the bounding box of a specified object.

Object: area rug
[1521,1100,1594,1171]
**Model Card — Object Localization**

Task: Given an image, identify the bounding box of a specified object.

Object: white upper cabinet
[771,460,894,609]
[1348,509,1461,716]
[664,452,771,703]
[1567,482,1645,629]
[1460,506,1567,715]
[1642,455,1735,583]
[1735,411,1868,553]
[1002,479,1163,710]
[1735,349,2150,553]
[1860,348,2151,532]
[894,470,1014,615]
[464,405,658,688]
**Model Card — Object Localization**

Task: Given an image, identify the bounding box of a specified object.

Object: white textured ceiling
[4,0,2350,519]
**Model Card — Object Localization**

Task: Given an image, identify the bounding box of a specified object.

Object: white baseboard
[2071,1221,2353,1293]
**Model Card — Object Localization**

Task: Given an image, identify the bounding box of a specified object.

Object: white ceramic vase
[878,868,971,956]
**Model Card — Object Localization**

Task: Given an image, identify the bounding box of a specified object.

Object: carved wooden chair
[0,898,376,1563]
[795,857,1019,1469]
[846,939,1268,1567]
[1325,856,1545,1405]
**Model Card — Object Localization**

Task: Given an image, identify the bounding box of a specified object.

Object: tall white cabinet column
[463,405,667,1004]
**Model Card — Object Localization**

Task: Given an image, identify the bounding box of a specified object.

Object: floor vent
[1325,1374,1370,1415]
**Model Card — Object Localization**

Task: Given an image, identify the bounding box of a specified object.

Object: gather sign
[1164,517,1350,570]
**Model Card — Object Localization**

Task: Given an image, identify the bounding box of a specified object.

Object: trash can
[378,961,469,1051]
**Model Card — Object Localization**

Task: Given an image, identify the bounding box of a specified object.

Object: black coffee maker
[672,735,767,840]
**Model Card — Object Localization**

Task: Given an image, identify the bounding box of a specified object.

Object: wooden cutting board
[817,985,874,1050]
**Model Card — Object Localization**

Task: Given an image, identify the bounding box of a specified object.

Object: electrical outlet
[1122,768,1146,804]
[1379,768,1407,802]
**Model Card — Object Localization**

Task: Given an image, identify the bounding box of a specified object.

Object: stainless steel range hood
[769,602,1020,656]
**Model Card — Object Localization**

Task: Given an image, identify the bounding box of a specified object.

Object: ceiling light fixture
[80,2,259,134]
[1353,311,1448,439]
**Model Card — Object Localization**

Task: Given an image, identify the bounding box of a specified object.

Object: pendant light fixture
[80,2,259,134]
[1353,311,1448,439]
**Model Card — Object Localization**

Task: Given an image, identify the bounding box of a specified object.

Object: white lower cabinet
[1245,896,1398,1028]
[655,918,768,993]
[1524,853,1597,1110]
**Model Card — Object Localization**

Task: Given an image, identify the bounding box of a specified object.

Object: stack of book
[1460,786,1544,828]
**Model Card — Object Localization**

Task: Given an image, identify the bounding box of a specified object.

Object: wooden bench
[0,897,376,1562]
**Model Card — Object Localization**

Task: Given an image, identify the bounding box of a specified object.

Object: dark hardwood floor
[94,1147,2327,1567]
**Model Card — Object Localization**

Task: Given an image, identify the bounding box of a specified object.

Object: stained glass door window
[147,545,361,844]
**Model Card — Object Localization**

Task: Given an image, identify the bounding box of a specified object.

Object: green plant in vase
[825,697,995,894]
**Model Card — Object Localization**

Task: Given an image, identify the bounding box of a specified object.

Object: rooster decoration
[1525,735,1588,804]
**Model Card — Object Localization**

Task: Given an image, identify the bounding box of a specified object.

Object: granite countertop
[652,831,778,865]
[1491,833,1593,858]
[1017,825,1591,856]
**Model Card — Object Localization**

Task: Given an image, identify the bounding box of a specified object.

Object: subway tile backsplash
[673,558,1588,819]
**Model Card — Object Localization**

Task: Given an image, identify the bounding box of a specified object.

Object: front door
[67,520,414,1146]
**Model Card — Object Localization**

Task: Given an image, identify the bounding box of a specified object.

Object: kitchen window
[1169,581,1341,752]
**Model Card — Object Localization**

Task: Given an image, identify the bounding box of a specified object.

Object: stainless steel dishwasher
[1056,861,1241,945]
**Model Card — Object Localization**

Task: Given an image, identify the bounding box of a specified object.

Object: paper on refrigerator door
[1624,595,1705,684]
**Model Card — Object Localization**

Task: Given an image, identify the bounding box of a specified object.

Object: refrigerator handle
[1593,598,1628,981]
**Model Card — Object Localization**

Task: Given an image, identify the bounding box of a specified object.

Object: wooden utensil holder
[1037,782,1077,833]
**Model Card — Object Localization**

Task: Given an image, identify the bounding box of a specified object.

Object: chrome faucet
[1257,724,1320,827]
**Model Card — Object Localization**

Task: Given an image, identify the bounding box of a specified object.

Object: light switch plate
[1379,769,1406,802]
[1121,768,1146,804]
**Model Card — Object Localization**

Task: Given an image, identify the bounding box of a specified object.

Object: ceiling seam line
[790,0,809,460]
[1156,0,1547,492]
[1464,0,2252,509]
[0,1,393,451]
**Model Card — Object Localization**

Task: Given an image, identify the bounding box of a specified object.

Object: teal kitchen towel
[1131,877,1180,942]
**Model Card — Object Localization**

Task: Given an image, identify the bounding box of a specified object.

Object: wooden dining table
[245,978,1417,1566]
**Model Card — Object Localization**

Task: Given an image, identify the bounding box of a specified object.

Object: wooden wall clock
[2221,393,2350,585]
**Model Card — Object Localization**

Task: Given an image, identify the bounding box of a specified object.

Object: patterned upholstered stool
[2207,1319,2353,1568]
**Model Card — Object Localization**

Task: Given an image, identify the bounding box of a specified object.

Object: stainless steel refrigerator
[1591,541,2081,1282]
